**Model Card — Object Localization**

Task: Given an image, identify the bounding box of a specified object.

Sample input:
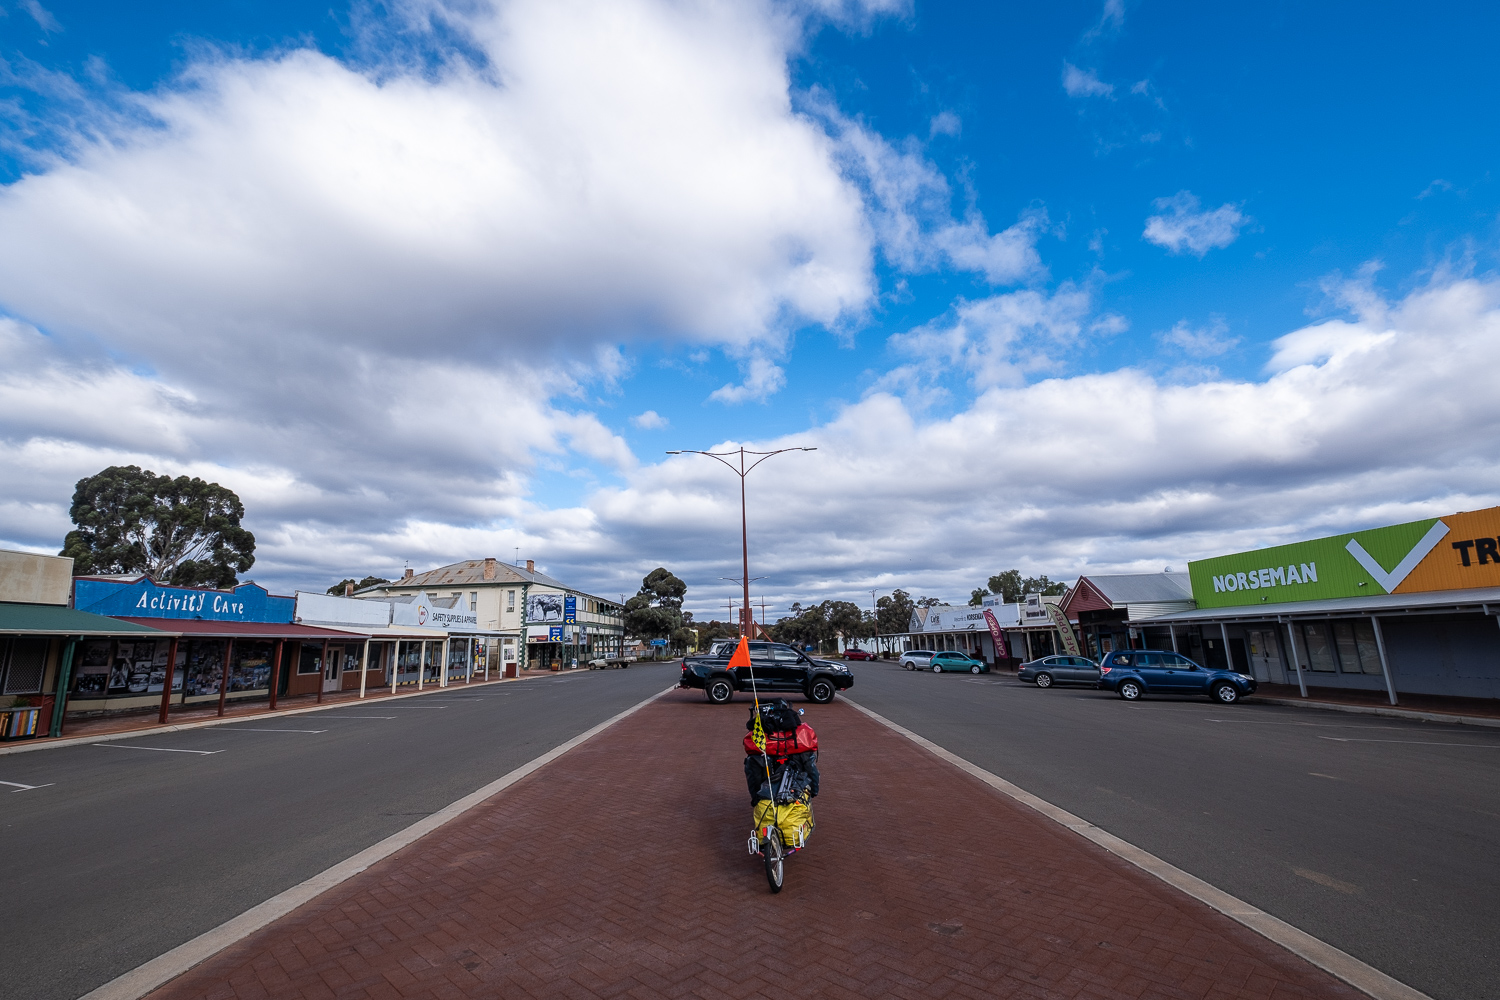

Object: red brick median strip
[148,690,1360,999]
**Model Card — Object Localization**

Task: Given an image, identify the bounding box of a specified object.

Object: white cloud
[815,97,1046,285]
[631,410,669,430]
[1062,63,1113,99]
[19,0,61,32]
[709,354,787,404]
[0,0,874,364]
[1158,317,1238,357]
[1143,190,1248,256]
[928,110,961,138]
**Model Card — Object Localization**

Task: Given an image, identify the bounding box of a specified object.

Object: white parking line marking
[94,745,225,755]
[222,728,328,734]
[0,779,53,792]
[1208,719,1424,731]
[313,715,396,719]
[1318,736,1500,748]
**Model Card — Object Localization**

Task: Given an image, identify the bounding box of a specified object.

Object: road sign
[649,639,668,646]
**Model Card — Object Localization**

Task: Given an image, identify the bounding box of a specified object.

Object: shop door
[1246,630,1283,683]
[323,648,342,692]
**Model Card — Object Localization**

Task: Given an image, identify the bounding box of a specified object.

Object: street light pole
[668,445,816,637]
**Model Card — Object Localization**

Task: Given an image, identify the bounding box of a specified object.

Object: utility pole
[870,588,879,654]
[668,445,816,637]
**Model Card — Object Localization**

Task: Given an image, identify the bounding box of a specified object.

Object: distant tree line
[968,569,1067,607]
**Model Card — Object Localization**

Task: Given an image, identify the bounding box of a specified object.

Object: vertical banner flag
[1044,601,1082,656]
[982,610,1008,662]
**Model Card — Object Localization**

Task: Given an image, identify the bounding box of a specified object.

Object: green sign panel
[1188,516,1446,608]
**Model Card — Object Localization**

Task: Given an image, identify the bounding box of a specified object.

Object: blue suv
[1096,649,1257,703]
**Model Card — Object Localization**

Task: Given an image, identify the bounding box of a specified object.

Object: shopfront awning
[0,602,176,636]
[1137,585,1500,624]
[319,625,450,641]
[114,618,368,640]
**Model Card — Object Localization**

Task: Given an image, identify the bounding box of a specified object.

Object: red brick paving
[147,689,1361,999]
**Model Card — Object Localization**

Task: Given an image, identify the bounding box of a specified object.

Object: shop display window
[297,644,321,674]
[72,639,113,696]
[182,640,228,696]
[1299,622,1337,671]
[1332,620,1384,674]
[230,640,273,692]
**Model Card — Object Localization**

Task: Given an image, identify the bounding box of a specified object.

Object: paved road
[144,690,1360,1000]
[0,666,675,1000]
[842,660,1500,1000]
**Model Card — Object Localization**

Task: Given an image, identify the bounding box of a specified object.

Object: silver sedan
[1017,655,1100,688]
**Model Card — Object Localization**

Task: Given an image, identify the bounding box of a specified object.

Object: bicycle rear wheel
[763,827,784,893]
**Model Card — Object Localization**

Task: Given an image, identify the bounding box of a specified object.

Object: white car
[898,649,938,670]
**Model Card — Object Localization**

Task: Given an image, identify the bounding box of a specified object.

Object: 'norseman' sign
[1189,505,1500,609]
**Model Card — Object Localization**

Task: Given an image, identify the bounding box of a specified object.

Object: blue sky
[3,0,1500,618]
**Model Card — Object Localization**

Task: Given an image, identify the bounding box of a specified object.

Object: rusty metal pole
[317,639,329,703]
[268,639,283,711]
[216,638,235,717]
[157,637,179,725]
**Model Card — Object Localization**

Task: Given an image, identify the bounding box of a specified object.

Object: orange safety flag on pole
[727,636,752,669]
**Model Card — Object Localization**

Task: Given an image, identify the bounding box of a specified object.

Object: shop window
[98,639,162,695]
[297,645,322,674]
[72,639,113,696]
[1299,623,1337,671]
[1333,620,1384,675]
[1,637,47,694]
[182,640,228,696]
[230,641,274,692]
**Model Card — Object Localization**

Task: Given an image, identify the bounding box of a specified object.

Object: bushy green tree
[875,589,916,636]
[975,570,1068,604]
[60,465,255,588]
[623,567,688,645]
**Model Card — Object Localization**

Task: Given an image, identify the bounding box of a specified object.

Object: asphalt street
[841,660,1500,1000]
[0,666,675,1000]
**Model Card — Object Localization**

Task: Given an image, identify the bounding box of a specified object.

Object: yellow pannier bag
[752,797,815,849]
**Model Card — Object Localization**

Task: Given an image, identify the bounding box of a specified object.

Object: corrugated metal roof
[1081,573,1193,605]
[1138,585,1500,622]
[115,618,366,639]
[0,602,172,635]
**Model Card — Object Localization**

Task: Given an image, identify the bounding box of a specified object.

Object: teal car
[927,651,988,674]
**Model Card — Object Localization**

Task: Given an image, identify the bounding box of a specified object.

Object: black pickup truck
[679,640,854,704]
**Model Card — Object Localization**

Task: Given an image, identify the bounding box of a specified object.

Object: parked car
[899,649,938,670]
[842,648,878,661]
[1095,649,1257,703]
[679,640,853,704]
[1017,655,1099,688]
[926,651,988,674]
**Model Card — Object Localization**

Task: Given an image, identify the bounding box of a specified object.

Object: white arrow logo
[1344,520,1449,593]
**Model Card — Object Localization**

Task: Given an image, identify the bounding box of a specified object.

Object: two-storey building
[362,558,624,672]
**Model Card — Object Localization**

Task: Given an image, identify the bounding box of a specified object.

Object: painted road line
[1318,735,1500,747]
[843,696,1433,1000]
[93,745,225,755]
[1,779,54,791]
[1208,718,1457,730]
[221,728,329,734]
[79,683,679,1000]
[310,715,396,720]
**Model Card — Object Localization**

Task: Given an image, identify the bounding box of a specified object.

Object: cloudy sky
[3,0,1500,620]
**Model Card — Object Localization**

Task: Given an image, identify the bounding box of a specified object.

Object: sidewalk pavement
[145,689,1362,1000]
[2,674,531,753]
[1253,683,1500,726]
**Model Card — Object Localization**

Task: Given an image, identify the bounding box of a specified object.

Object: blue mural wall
[74,578,295,623]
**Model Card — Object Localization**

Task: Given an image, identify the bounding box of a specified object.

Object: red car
[842,648,878,661]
